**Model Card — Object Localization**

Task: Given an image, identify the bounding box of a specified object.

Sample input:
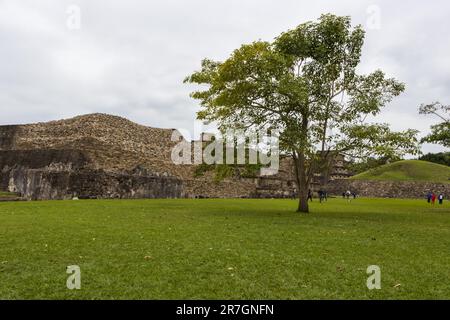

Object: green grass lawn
[0,198,449,300]
[351,160,450,183]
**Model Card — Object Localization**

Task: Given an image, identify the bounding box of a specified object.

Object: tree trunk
[293,112,311,214]
[293,150,310,214]
[297,188,309,213]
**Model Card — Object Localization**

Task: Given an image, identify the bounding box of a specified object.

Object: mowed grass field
[0,198,449,300]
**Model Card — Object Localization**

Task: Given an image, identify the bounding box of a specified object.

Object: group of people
[307,189,328,203]
[305,189,359,203]
[427,191,444,205]
[297,189,444,205]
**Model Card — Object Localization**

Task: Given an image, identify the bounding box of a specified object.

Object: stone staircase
[0,191,22,202]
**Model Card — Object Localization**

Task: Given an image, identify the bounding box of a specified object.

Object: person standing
[318,190,325,203]
[439,194,444,205]
[308,189,313,202]
[431,193,437,205]
[427,191,432,203]
[346,190,351,198]
[345,190,352,202]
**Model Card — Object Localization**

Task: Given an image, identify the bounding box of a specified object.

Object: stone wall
[326,179,450,199]
[0,144,184,200]
[0,125,18,150]
[0,149,90,170]
[184,178,258,198]
[4,167,183,200]
[0,114,288,200]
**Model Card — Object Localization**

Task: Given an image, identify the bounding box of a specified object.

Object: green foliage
[185,14,418,159]
[422,122,450,147]
[1,198,450,299]
[419,102,450,147]
[419,152,450,167]
[185,14,420,212]
[213,164,236,182]
[351,160,450,183]
[240,163,263,178]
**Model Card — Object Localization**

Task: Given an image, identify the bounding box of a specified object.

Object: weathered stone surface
[326,179,450,199]
[0,149,90,170]
[0,114,255,199]
[0,125,18,150]
[4,167,183,200]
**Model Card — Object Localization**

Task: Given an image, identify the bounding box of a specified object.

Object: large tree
[185,14,419,213]
[419,102,450,147]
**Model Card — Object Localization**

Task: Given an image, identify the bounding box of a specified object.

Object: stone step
[0,197,23,202]
[0,191,23,202]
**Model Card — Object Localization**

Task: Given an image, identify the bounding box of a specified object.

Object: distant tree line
[419,152,450,167]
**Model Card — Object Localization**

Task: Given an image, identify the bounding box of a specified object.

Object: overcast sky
[1,0,449,153]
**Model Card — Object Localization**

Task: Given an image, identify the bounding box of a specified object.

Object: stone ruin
[0,113,304,200]
[2,113,442,201]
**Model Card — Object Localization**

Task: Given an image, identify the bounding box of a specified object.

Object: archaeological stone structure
[1,113,445,201]
[0,114,291,200]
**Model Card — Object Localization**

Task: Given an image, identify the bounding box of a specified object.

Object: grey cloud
[0,0,449,153]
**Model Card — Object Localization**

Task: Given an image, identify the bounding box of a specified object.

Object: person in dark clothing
[308,189,313,202]
[318,190,325,203]
[427,191,432,203]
